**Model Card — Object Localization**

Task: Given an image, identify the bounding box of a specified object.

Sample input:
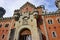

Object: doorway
[18,28,32,40]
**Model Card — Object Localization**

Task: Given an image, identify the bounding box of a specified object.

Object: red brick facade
[0,1,60,40]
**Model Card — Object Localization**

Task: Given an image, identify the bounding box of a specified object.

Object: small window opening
[52,32,57,37]
[57,19,60,23]
[0,24,2,28]
[5,24,9,27]
[2,35,5,39]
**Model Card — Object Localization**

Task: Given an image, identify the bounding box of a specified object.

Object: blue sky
[0,0,58,17]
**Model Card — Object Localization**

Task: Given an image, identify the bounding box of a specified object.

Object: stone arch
[18,28,32,40]
[19,28,31,35]
[17,26,32,40]
[14,25,40,40]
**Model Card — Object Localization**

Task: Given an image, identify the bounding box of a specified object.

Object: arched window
[2,34,5,39]
[52,31,57,38]
[5,24,9,27]
[57,18,60,23]
[48,20,53,24]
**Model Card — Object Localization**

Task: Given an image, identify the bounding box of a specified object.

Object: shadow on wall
[41,33,46,40]
[37,15,46,40]
[9,28,15,40]
[37,15,43,27]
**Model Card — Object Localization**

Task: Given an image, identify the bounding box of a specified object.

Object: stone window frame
[56,17,60,24]
[52,31,57,38]
[46,18,54,24]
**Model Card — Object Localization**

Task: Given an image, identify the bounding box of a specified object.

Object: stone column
[42,16,49,40]
[31,28,40,40]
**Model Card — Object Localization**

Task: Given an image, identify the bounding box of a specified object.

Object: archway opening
[18,28,32,40]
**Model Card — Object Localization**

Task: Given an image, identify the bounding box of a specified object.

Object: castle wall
[0,18,15,40]
[43,14,60,40]
[0,1,60,40]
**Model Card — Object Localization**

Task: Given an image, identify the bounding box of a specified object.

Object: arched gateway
[18,28,32,40]
[13,3,40,40]
[14,24,40,40]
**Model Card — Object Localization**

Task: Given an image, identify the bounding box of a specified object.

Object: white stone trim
[56,17,60,24]
[51,31,57,38]
[56,17,60,20]
[14,25,40,40]
[42,16,49,40]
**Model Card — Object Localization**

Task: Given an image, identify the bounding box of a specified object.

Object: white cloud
[0,0,5,6]
[3,0,28,17]
[0,0,57,17]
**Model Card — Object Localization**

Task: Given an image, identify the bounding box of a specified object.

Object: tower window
[5,24,9,27]
[52,31,57,38]
[0,24,2,28]
[48,20,53,24]
[57,18,60,23]
[2,35,5,39]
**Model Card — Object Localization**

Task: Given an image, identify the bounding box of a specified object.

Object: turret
[55,0,60,10]
[13,10,20,21]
